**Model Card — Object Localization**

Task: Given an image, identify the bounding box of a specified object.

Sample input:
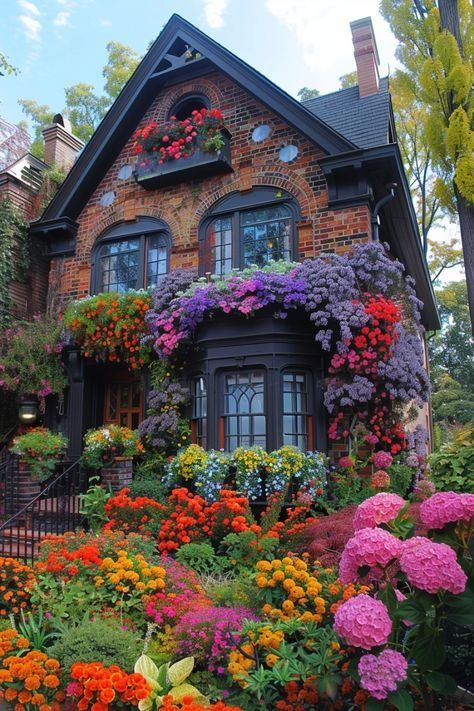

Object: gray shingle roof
[303,77,390,149]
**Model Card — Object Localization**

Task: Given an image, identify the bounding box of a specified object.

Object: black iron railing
[0,458,87,564]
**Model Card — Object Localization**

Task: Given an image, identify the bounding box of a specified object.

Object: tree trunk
[438,0,463,47]
[455,185,474,332]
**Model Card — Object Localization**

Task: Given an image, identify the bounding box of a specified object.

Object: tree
[297,87,320,101]
[0,51,18,76]
[381,0,474,327]
[428,278,474,426]
[339,70,357,88]
[19,41,140,157]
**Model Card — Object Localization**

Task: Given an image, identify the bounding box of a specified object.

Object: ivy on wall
[0,198,31,326]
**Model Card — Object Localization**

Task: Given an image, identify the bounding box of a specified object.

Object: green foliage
[12,607,61,652]
[49,618,142,672]
[175,542,227,577]
[429,279,474,427]
[297,86,320,101]
[329,471,371,508]
[79,476,111,533]
[199,575,255,610]
[387,461,414,497]
[134,654,206,709]
[219,531,280,574]
[0,316,68,400]
[11,428,68,481]
[0,198,31,326]
[429,425,474,491]
[129,475,169,502]
[339,70,358,88]
[19,40,141,153]
[102,41,140,100]
[0,51,18,76]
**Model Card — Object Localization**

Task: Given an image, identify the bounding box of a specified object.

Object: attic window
[168,93,210,121]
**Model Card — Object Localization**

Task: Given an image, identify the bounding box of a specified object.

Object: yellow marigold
[266,653,279,667]
[256,561,272,572]
[272,570,285,582]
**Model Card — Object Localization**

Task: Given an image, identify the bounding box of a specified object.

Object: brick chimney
[42,113,83,171]
[350,17,380,97]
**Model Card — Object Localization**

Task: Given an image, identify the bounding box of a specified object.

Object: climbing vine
[0,199,31,326]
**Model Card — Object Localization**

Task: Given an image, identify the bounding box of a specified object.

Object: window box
[134,130,233,189]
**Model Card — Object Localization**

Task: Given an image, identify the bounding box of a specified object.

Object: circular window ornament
[279,144,298,163]
[252,124,271,143]
[100,191,116,207]
[118,164,133,180]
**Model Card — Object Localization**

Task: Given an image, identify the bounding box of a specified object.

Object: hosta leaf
[135,654,160,683]
[169,682,207,704]
[425,671,458,694]
[388,688,414,711]
[167,657,194,686]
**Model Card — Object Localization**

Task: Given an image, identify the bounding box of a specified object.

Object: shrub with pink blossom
[419,491,474,530]
[372,451,393,469]
[334,594,392,649]
[339,527,403,584]
[174,605,259,673]
[370,470,391,490]
[358,649,408,700]
[353,492,406,530]
[399,536,467,594]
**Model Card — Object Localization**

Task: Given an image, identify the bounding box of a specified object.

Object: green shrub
[49,619,142,672]
[429,426,474,492]
[175,542,227,576]
[129,477,168,502]
[387,462,414,497]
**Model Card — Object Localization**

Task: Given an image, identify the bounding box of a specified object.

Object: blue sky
[1,0,399,131]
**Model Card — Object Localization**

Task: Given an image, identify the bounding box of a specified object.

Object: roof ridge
[303,75,389,104]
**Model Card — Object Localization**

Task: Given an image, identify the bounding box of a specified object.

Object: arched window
[91,218,171,294]
[168,93,210,121]
[199,188,300,276]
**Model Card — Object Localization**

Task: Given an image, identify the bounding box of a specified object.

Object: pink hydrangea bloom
[400,536,467,594]
[358,649,408,699]
[339,527,403,583]
[354,493,406,530]
[372,451,393,469]
[420,491,474,530]
[334,594,392,649]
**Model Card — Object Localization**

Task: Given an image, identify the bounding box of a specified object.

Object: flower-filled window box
[133,109,233,189]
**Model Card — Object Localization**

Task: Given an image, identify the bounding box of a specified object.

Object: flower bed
[0,487,473,710]
[11,428,68,481]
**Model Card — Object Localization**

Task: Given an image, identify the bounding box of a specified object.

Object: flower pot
[100,457,134,492]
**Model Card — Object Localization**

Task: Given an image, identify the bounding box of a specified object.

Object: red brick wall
[48,71,371,308]
[0,177,49,318]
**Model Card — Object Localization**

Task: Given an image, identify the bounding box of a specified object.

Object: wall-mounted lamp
[18,398,39,425]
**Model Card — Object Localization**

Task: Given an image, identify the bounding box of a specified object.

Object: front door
[103,375,143,430]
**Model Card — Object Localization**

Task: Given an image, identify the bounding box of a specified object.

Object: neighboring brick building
[31,14,438,458]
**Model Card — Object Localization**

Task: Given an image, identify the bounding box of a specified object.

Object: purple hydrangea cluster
[334,594,392,649]
[353,493,406,530]
[420,491,474,530]
[399,536,467,594]
[358,649,408,699]
[339,527,403,583]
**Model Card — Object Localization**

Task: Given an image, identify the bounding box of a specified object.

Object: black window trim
[198,187,301,276]
[167,92,211,121]
[91,218,171,294]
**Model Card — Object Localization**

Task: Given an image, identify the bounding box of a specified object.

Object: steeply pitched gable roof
[303,77,391,149]
[36,13,355,225]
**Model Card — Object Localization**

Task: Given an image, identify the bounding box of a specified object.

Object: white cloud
[53,10,70,26]
[264,0,398,94]
[18,0,40,16]
[202,0,229,29]
[18,0,42,43]
[100,17,112,26]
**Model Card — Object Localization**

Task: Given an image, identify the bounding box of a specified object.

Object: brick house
[30,14,439,459]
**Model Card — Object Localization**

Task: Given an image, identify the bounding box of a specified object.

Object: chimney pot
[350,17,380,98]
[42,117,83,171]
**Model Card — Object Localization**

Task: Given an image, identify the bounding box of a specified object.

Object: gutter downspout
[371,182,397,241]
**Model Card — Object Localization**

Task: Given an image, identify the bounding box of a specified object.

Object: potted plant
[81,425,144,492]
[10,427,68,511]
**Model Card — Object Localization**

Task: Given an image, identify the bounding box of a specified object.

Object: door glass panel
[108,383,118,420]
[120,384,129,410]
[131,381,141,409]
[120,412,129,427]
